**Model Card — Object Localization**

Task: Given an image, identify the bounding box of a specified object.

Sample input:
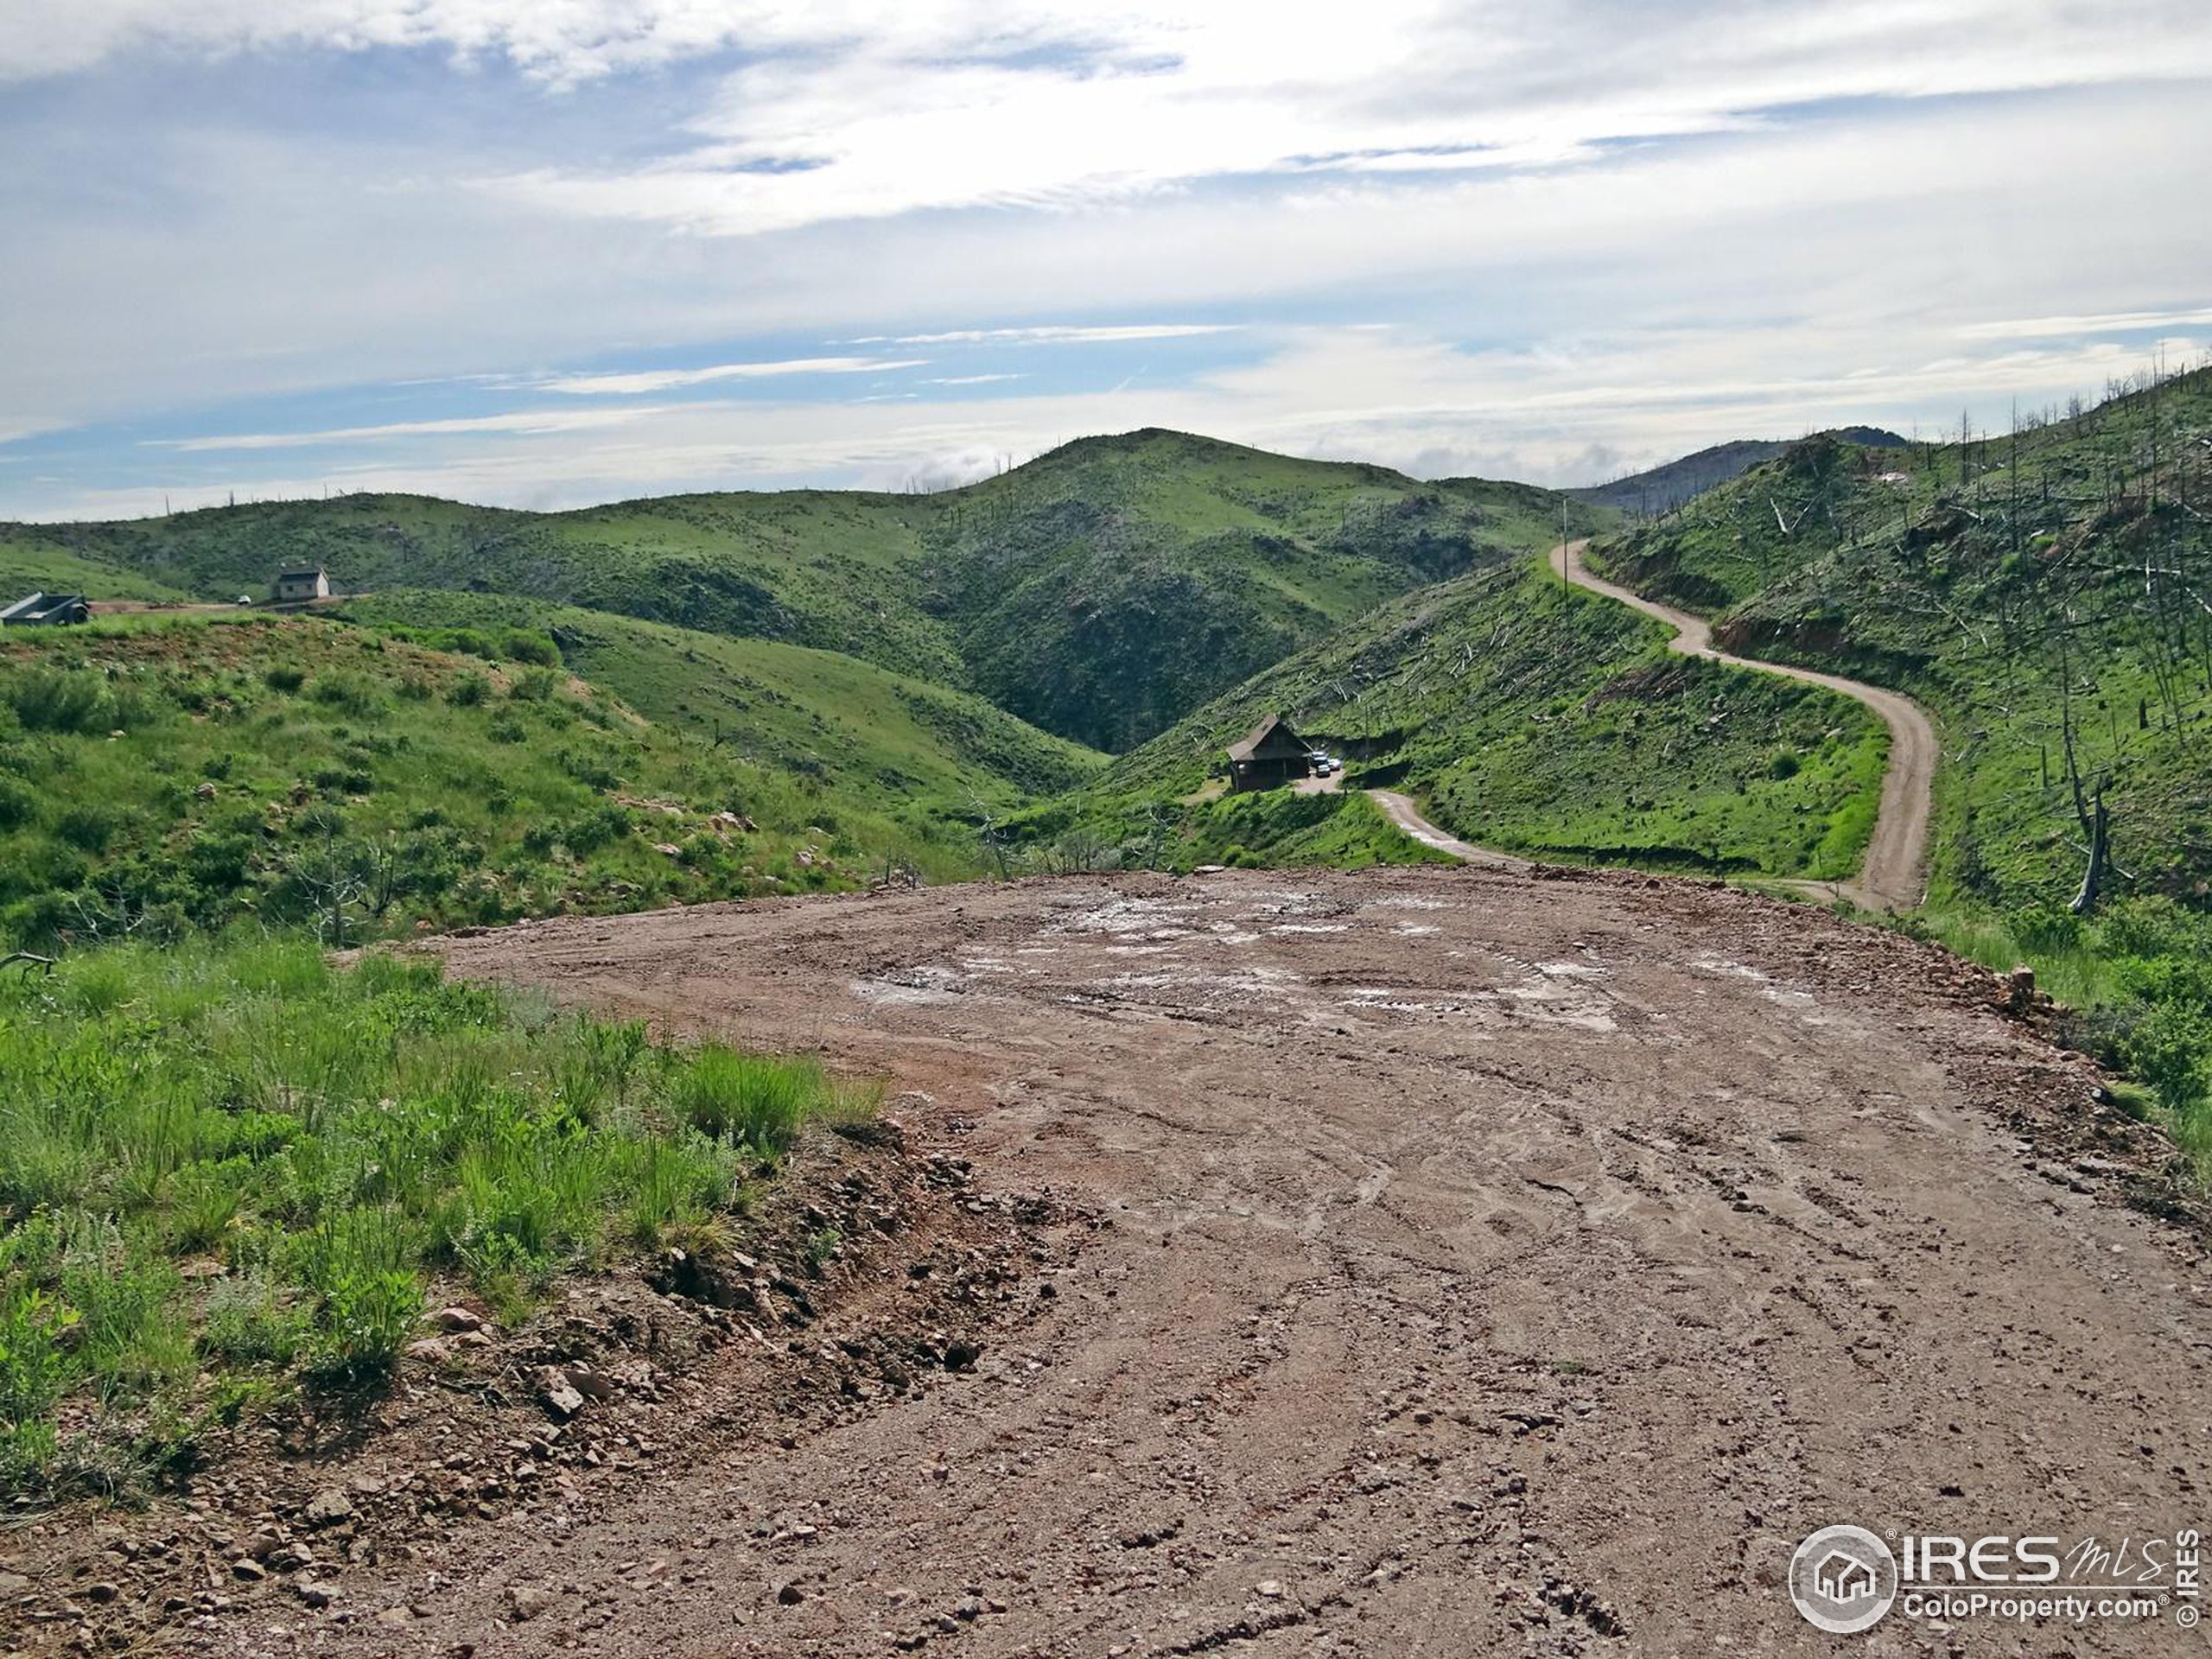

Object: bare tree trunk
[2069,784,2109,915]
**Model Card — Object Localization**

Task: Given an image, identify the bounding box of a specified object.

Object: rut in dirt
[161,863,2209,1659]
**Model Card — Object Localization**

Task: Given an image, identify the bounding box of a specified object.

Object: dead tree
[2070,781,2110,916]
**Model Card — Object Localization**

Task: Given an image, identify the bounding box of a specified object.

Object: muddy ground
[16,866,2212,1656]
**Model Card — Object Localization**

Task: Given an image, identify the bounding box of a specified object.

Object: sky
[2,1,2209,520]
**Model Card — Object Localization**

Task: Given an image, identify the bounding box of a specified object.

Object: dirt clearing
[94,869,2212,1655]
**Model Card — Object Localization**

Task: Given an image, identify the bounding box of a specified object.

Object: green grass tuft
[0,938,865,1500]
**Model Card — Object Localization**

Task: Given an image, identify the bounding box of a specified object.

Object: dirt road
[1365,788,1527,870]
[259,867,2209,1658]
[1551,541,1936,912]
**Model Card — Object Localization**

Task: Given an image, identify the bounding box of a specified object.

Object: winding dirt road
[250,867,2207,1659]
[1364,789,1527,869]
[1550,540,1936,912]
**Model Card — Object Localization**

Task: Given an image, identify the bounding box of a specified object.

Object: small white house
[273,566,331,604]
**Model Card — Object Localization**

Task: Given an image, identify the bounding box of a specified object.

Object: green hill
[331,591,1105,812]
[1592,365,2212,913]
[0,612,1030,950]
[1034,558,1886,880]
[1568,427,1905,518]
[906,429,1596,748]
[0,431,1596,753]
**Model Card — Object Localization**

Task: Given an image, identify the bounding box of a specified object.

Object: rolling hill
[1592,365,2212,915]
[0,431,1604,753]
[1034,556,1887,880]
[0,609,1076,949]
[331,590,1105,816]
[1571,426,1904,518]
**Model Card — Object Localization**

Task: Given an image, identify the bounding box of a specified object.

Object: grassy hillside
[332,590,1105,812]
[0,938,866,1498]
[0,431,1601,753]
[1592,363,2212,1173]
[1593,365,2212,912]
[0,542,198,606]
[1033,559,1886,880]
[908,430,1604,748]
[0,613,998,951]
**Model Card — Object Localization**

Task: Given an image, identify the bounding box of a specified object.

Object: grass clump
[1911,894,2212,1179]
[0,938,862,1500]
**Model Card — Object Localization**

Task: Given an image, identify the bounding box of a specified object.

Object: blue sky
[3,1,2209,519]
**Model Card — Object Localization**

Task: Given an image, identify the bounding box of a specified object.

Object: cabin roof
[1226,712,1306,762]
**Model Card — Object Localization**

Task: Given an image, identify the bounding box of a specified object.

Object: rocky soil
[6,864,2208,1657]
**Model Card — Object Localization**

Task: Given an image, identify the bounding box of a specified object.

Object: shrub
[6,669,108,734]
[0,1283,73,1492]
[500,631,561,667]
[561,803,632,855]
[447,673,492,708]
[200,1277,314,1368]
[2126,1001,2212,1119]
[0,776,34,832]
[263,665,305,694]
[308,672,379,717]
[507,666,564,702]
[54,804,123,853]
[2011,902,2084,954]
[295,1211,423,1390]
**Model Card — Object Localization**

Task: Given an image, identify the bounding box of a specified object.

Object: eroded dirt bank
[169,870,2212,1653]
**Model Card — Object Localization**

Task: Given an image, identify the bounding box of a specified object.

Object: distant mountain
[1572,427,1905,517]
[0,430,1607,754]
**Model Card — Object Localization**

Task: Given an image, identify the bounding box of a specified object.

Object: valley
[3,381,2209,1656]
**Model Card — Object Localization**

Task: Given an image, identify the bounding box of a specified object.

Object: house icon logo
[1815,1551,1876,1603]
[1789,1525,1898,1634]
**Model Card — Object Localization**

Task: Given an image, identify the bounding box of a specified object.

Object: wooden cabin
[1226,712,1314,791]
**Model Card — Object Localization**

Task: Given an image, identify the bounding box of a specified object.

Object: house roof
[275,566,327,581]
[1226,711,1306,761]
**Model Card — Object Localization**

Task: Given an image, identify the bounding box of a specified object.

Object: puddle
[853,964,967,1004]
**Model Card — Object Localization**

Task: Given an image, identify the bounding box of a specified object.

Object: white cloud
[475,0,2212,236]
[1958,307,2212,340]
[3,3,2209,518]
[535,355,927,395]
[857,325,1236,346]
[149,404,669,452]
